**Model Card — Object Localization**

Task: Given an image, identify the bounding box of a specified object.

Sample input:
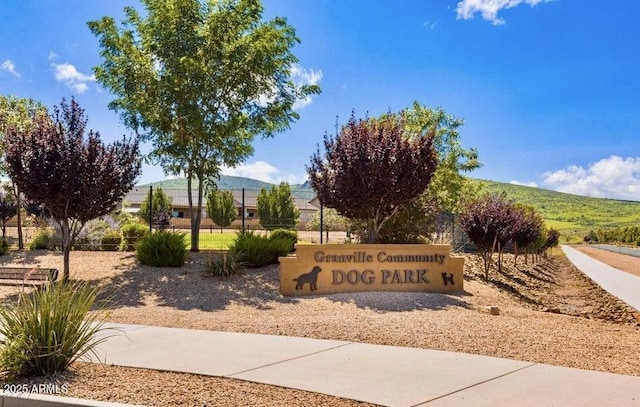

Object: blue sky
[1,0,639,200]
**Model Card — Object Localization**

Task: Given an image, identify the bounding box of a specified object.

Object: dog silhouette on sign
[293,266,322,291]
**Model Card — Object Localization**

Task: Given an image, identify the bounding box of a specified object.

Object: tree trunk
[483,250,490,280]
[14,183,23,249]
[60,220,71,282]
[187,175,197,252]
[194,175,204,250]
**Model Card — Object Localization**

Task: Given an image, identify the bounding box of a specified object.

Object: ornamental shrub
[231,231,292,268]
[0,281,111,380]
[101,230,122,251]
[120,222,149,251]
[269,229,297,252]
[28,229,55,250]
[136,231,187,267]
[0,239,8,255]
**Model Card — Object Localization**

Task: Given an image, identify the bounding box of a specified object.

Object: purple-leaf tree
[5,98,141,281]
[458,193,515,278]
[510,204,545,265]
[308,112,437,243]
[0,190,17,240]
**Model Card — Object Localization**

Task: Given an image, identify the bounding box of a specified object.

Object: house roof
[123,188,318,211]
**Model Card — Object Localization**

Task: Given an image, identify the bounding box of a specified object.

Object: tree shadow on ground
[88,255,301,312]
[0,250,52,267]
[324,290,473,313]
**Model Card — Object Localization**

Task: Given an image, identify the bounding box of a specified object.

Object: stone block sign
[279,244,464,296]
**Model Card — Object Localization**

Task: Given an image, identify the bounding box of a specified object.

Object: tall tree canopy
[403,101,481,214]
[206,188,237,231]
[257,182,299,230]
[89,0,320,251]
[5,98,141,281]
[308,112,437,243]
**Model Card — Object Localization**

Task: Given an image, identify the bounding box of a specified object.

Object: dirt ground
[1,246,639,406]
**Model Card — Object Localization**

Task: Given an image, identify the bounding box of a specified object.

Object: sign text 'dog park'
[279,244,464,296]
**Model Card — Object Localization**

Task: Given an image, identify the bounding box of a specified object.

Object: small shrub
[28,229,55,250]
[137,231,187,267]
[101,230,122,251]
[205,251,245,277]
[0,282,111,380]
[0,239,8,255]
[231,231,292,268]
[269,228,297,252]
[120,222,149,251]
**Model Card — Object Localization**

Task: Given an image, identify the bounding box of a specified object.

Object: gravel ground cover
[1,246,639,406]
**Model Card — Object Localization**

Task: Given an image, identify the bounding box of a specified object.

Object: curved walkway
[5,321,640,407]
[4,249,640,406]
[589,243,640,258]
[561,245,640,312]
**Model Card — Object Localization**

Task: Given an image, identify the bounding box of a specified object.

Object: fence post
[241,188,245,235]
[320,203,324,244]
[148,185,153,234]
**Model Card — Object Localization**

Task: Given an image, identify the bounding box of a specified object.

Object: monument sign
[279,244,464,296]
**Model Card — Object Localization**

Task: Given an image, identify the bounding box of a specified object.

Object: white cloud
[291,64,323,110]
[510,180,538,188]
[456,0,550,25]
[1,60,20,78]
[51,62,96,93]
[221,161,307,185]
[542,156,640,201]
[422,21,437,30]
[48,51,58,61]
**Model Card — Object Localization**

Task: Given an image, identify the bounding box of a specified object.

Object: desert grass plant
[137,230,187,267]
[206,250,246,277]
[0,281,112,380]
[231,231,293,268]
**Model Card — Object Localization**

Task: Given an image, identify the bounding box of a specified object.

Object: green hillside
[140,176,640,242]
[477,180,640,242]
[140,175,315,198]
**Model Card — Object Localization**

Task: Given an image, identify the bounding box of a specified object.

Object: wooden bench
[0,267,59,286]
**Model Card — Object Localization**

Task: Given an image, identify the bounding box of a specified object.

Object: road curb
[1,391,142,407]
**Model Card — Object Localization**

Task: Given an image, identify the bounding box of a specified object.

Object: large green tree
[0,96,48,249]
[403,102,481,214]
[206,189,237,231]
[89,0,320,251]
[257,182,299,230]
[372,102,481,244]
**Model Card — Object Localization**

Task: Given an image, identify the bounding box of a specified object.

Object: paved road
[562,245,640,312]
[590,243,640,258]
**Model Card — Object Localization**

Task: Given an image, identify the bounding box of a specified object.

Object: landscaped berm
[279,244,464,296]
[0,247,639,406]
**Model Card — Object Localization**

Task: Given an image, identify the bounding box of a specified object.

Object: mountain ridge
[139,175,640,240]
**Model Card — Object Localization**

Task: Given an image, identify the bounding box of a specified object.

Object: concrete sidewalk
[85,322,640,407]
[562,245,640,312]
